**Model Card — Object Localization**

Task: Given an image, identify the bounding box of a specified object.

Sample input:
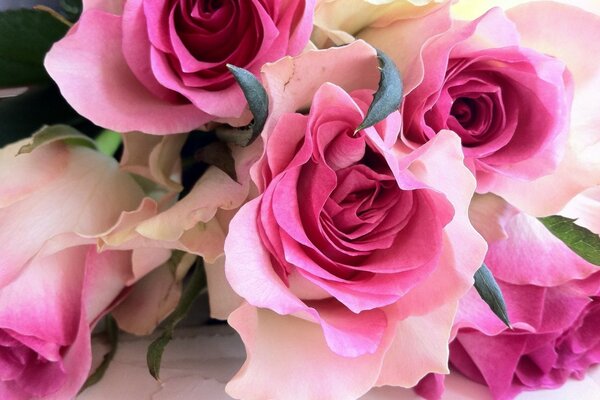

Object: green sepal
[356,49,403,132]
[220,64,268,147]
[474,264,511,328]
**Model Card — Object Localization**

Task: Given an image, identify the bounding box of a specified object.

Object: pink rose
[0,135,156,398]
[362,2,600,215]
[375,7,572,192]
[449,275,600,400]
[223,41,486,399]
[44,0,316,134]
[416,194,600,400]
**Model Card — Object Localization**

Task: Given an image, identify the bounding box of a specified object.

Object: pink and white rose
[45,0,316,134]
[223,41,487,399]
[0,135,161,398]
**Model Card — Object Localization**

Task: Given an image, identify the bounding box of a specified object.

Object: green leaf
[147,259,206,381]
[474,264,511,328]
[356,49,403,132]
[0,9,69,87]
[538,215,600,266]
[95,130,122,156]
[221,64,268,147]
[17,124,96,155]
[79,315,119,393]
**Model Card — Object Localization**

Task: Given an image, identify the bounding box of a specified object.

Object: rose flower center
[200,0,224,13]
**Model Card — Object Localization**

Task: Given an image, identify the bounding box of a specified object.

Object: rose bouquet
[0,0,599,399]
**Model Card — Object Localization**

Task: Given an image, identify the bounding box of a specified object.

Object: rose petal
[560,186,600,235]
[226,304,391,400]
[205,255,243,320]
[486,210,598,286]
[45,10,212,135]
[377,301,458,387]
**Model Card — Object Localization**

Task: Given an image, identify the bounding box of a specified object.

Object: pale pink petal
[45,10,211,135]
[357,3,452,94]
[469,193,519,243]
[391,131,487,318]
[486,210,598,286]
[135,141,262,261]
[205,255,243,320]
[0,143,144,288]
[258,40,379,144]
[0,140,67,208]
[377,302,457,387]
[226,304,391,400]
[560,186,600,235]
[120,132,187,192]
[99,197,162,249]
[112,264,181,335]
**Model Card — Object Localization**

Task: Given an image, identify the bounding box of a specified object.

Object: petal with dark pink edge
[0,247,86,346]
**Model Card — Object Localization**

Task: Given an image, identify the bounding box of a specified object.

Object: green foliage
[147,260,206,380]
[0,9,69,87]
[95,130,122,156]
[539,215,600,266]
